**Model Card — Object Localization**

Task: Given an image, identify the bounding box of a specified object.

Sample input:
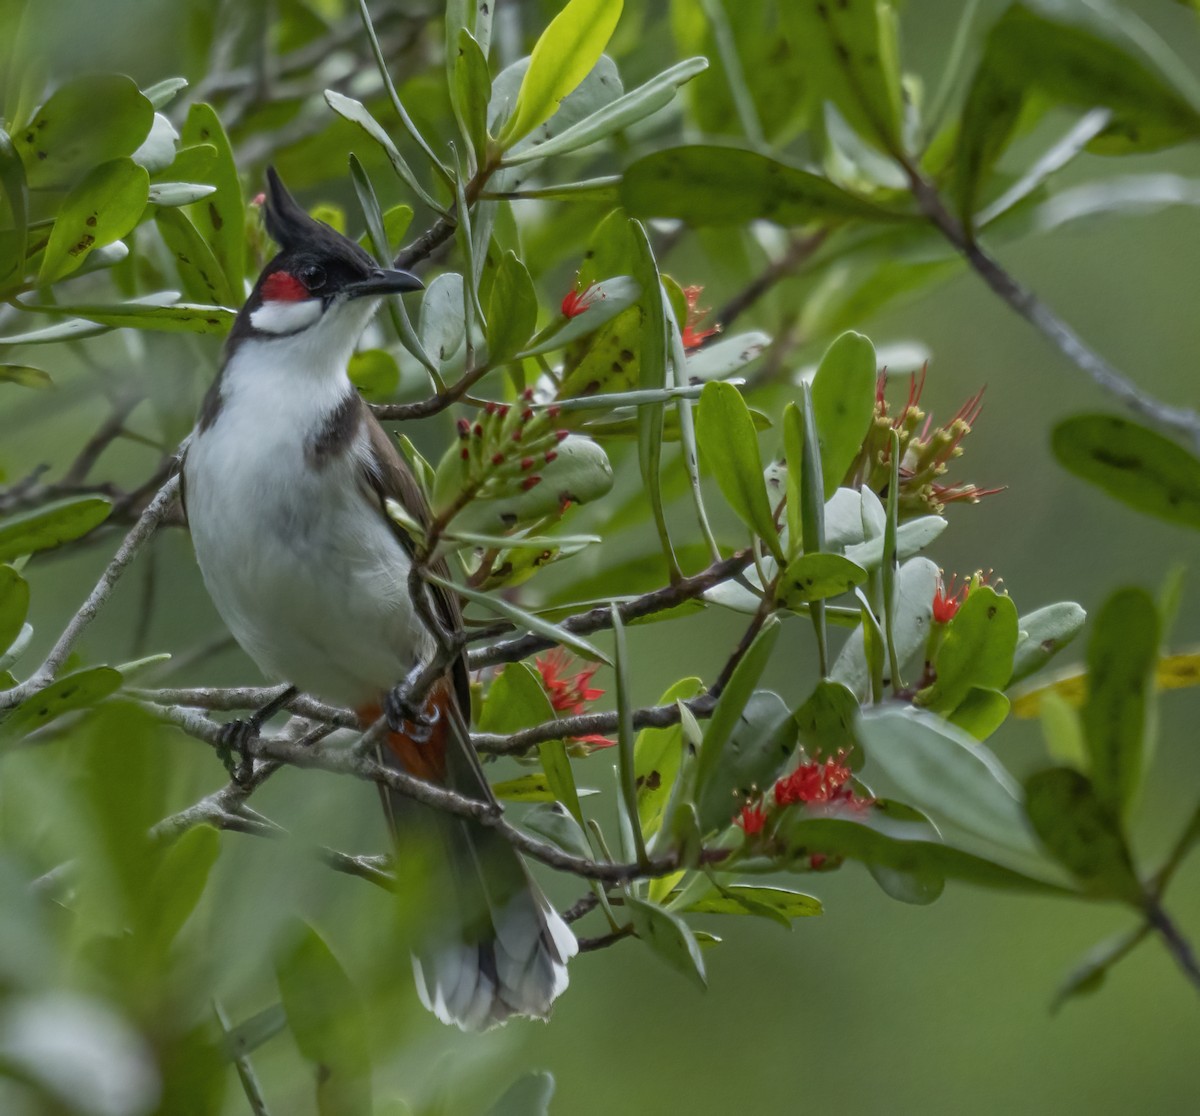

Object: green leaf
[1051,924,1149,1013]
[1082,586,1158,817]
[519,275,640,358]
[276,922,372,1116]
[497,0,625,148]
[486,251,538,366]
[626,895,706,990]
[0,364,50,388]
[504,56,709,165]
[635,677,704,837]
[0,667,123,744]
[784,0,904,151]
[687,884,822,920]
[947,686,1010,741]
[695,618,781,804]
[0,128,28,290]
[858,706,1040,859]
[920,585,1019,713]
[1009,601,1087,686]
[0,496,111,561]
[347,349,400,399]
[696,690,797,835]
[490,773,558,802]
[485,1073,555,1116]
[794,679,861,766]
[155,206,237,307]
[14,74,154,188]
[144,77,189,109]
[808,331,879,498]
[621,145,914,227]
[782,812,1071,896]
[783,403,805,559]
[776,552,868,609]
[696,381,783,559]
[140,824,220,960]
[18,298,235,334]
[1023,767,1140,901]
[865,800,947,906]
[842,514,947,571]
[179,104,245,299]
[831,557,938,700]
[434,434,613,533]
[450,29,491,163]
[522,801,593,860]
[955,2,1200,221]
[608,605,647,861]
[419,271,465,365]
[1052,414,1200,531]
[39,158,148,284]
[426,572,611,665]
[0,565,29,655]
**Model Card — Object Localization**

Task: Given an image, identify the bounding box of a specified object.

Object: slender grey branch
[0,475,181,711]
[469,548,755,671]
[902,159,1200,452]
[129,685,358,728]
[1143,893,1200,995]
[474,696,716,755]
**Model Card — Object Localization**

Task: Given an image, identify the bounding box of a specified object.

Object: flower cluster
[535,648,614,751]
[733,752,874,840]
[453,389,568,500]
[848,367,1003,516]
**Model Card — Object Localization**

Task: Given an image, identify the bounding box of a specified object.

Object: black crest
[263,166,358,259]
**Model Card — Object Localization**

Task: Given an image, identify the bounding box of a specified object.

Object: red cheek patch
[261,270,309,302]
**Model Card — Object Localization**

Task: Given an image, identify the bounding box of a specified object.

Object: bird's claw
[385,682,441,744]
[216,718,257,786]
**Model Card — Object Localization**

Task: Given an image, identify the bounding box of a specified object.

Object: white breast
[184,333,427,710]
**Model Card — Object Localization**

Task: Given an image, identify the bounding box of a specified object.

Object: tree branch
[901,159,1200,452]
[1,474,181,711]
[469,548,755,671]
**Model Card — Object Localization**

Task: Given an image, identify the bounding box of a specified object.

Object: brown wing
[358,408,471,714]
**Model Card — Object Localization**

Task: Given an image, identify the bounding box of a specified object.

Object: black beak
[344,268,424,298]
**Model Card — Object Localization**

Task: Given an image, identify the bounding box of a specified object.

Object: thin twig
[469,548,755,671]
[1143,893,1200,995]
[0,474,181,711]
[901,158,1200,452]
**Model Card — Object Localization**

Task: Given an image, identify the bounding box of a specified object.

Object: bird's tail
[363,686,577,1031]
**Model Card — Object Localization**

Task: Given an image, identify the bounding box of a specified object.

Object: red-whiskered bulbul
[182,168,576,1030]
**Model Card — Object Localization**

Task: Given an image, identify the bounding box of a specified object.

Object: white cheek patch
[250,298,323,335]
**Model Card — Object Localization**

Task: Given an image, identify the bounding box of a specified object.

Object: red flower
[735,800,768,836]
[681,285,720,350]
[773,755,872,813]
[932,571,993,624]
[561,281,604,318]
[535,648,614,749]
[932,573,969,624]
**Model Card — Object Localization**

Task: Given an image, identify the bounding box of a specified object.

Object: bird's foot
[385,675,440,743]
[215,718,257,786]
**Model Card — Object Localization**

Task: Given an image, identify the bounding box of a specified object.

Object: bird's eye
[299,264,326,290]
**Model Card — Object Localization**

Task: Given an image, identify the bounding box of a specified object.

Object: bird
[181,167,576,1030]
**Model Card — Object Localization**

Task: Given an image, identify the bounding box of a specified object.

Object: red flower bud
[473,423,483,437]
[521,475,542,490]
[491,453,505,466]
[522,408,534,422]
[544,450,558,463]
[548,405,561,419]
[484,401,496,415]
[520,457,535,470]
[523,388,535,401]
[456,418,470,438]
[460,447,470,461]
[555,430,569,443]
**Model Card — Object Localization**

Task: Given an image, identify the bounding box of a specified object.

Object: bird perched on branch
[181,168,576,1030]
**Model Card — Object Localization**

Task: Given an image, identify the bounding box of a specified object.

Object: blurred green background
[2,1,1199,1113]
